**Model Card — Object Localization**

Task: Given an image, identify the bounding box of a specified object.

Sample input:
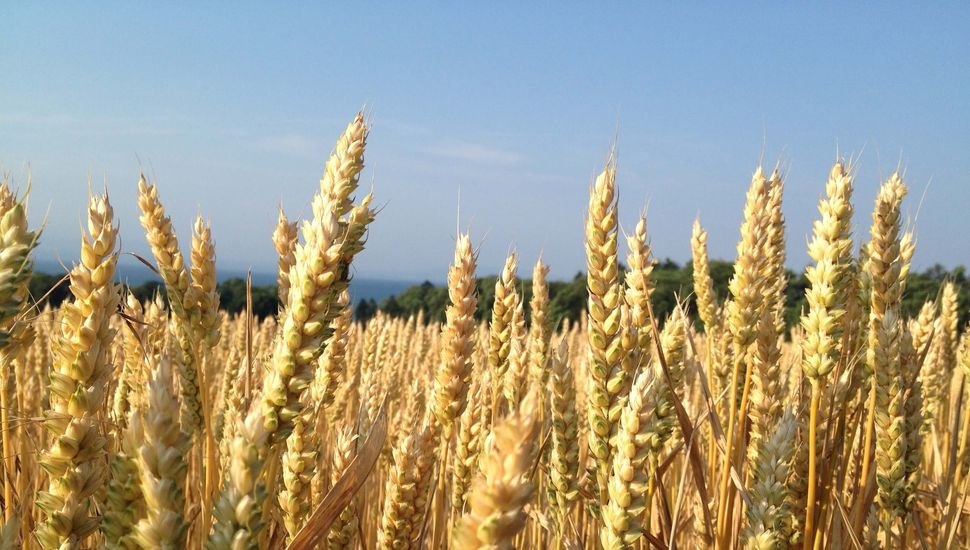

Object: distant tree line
[27,261,970,330]
[28,273,282,319]
[355,260,970,331]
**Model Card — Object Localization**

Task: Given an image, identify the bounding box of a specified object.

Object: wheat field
[0,111,966,549]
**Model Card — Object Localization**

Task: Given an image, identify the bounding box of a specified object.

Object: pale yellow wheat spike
[743,410,797,549]
[326,428,360,550]
[432,233,478,437]
[35,193,120,549]
[137,177,205,432]
[865,173,908,540]
[318,110,368,218]
[103,396,144,549]
[796,161,855,545]
[502,297,528,410]
[377,411,437,549]
[600,362,670,549]
[111,293,145,430]
[488,252,518,396]
[451,372,485,515]
[261,114,375,442]
[453,391,540,550]
[279,407,316,541]
[528,258,552,379]
[691,219,719,332]
[272,207,299,305]
[133,357,191,548]
[207,406,270,549]
[547,340,580,534]
[190,214,221,350]
[584,160,623,505]
[313,289,352,413]
[624,215,656,359]
[0,179,37,527]
[716,166,773,545]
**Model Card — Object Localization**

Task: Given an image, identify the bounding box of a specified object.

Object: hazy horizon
[3,4,968,281]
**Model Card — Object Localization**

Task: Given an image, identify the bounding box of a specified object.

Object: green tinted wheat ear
[584,161,623,505]
[102,416,144,550]
[899,326,923,517]
[208,407,270,550]
[279,409,316,541]
[432,233,478,435]
[133,357,191,549]
[621,216,656,395]
[318,110,367,218]
[453,391,540,550]
[863,174,908,541]
[743,410,797,550]
[273,207,299,305]
[35,193,120,549]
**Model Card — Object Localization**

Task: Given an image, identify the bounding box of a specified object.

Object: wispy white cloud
[420,141,524,166]
[258,134,323,158]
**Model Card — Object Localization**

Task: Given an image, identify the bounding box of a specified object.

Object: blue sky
[2,4,968,281]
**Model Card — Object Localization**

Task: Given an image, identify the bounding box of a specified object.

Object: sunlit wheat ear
[743,409,797,549]
[453,391,540,549]
[279,407,317,541]
[313,289,352,420]
[318,109,368,218]
[273,207,299,305]
[488,251,518,392]
[325,427,360,550]
[261,113,375,443]
[865,174,908,539]
[208,406,270,550]
[0,179,38,351]
[502,296,528,410]
[600,361,671,549]
[190,213,221,349]
[690,218,718,332]
[377,412,437,549]
[547,340,579,531]
[451,371,486,515]
[620,215,656,399]
[527,258,552,403]
[133,356,191,549]
[102,411,144,549]
[584,160,623,506]
[137,177,205,432]
[432,232,478,437]
[795,161,855,544]
[35,192,120,549]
